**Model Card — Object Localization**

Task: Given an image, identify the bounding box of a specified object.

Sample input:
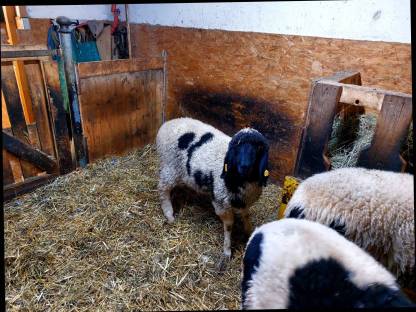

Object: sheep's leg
[215,208,234,272]
[240,208,253,238]
[219,210,234,258]
[158,173,175,223]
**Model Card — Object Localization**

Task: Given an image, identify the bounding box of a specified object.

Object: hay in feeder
[328,113,413,171]
[4,144,281,311]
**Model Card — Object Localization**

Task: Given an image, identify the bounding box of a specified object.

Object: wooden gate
[2,45,74,200]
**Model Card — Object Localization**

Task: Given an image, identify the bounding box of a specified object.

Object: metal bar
[162,50,168,124]
[56,16,88,168]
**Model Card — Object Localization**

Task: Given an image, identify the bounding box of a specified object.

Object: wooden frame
[294,71,412,179]
[2,45,75,200]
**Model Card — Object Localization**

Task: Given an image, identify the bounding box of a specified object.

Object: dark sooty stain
[180,88,295,143]
[186,132,214,174]
[288,257,415,308]
[242,232,264,309]
[178,132,196,150]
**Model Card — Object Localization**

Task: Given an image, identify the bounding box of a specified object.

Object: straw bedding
[4,144,281,311]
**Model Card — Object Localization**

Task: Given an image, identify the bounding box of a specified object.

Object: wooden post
[294,81,342,179]
[42,61,75,174]
[357,94,412,172]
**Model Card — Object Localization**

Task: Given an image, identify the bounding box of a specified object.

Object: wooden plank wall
[77,59,164,162]
[130,24,412,182]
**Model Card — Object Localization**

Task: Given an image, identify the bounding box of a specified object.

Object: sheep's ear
[258,147,269,186]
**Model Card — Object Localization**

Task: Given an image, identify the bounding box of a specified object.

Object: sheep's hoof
[216,254,231,273]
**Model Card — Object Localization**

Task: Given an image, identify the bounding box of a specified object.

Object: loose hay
[4,144,281,311]
[328,113,413,171]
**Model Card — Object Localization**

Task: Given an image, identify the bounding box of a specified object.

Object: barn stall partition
[2,44,167,200]
[2,45,74,200]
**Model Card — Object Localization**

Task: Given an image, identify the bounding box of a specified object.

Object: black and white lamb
[284,167,415,288]
[156,117,269,263]
[242,218,415,309]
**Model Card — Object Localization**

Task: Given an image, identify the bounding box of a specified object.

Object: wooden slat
[357,94,412,172]
[77,58,164,81]
[3,131,57,173]
[3,149,15,185]
[13,60,35,123]
[25,61,56,156]
[320,80,411,113]
[318,70,362,85]
[2,63,42,178]
[2,98,24,182]
[15,6,28,17]
[42,60,74,174]
[3,173,58,202]
[78,66,164,162]
[294,81,343,179]
[3,6,17,44]
[2,92,11,128]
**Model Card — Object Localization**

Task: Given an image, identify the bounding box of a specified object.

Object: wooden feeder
[278,70,412,219]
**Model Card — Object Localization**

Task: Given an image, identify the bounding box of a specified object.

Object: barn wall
[130,24,411,181]
[127,1,411,43]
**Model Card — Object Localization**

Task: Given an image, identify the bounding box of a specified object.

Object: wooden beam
[3,173,58,202]
[1,49,57,60]
[13,60,36,124]
[76,58,164,80]
[2,6,18,45]
[318,70,362,85]
[320,80,411,113]
[15,6,27,17]
[3,93,24,183]
[294,81,343,178]
[3,130,57,173]
[357,94,412,172]
[42,60,75,174]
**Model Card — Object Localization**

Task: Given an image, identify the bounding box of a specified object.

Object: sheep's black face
[221,128,269,192]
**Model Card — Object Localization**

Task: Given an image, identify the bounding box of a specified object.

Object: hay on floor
[4,144,281,311]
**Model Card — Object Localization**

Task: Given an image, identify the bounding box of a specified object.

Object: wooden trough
[295,70,412,179]
[279,70,412,218]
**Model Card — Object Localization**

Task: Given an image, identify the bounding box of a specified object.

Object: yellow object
[224,164,227,172]
[278,175,301,220]
[264,169,269,177]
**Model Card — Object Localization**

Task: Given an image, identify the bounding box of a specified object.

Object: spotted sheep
[241,218,415,309]
[156,117,269,265]
[284,167,415,289]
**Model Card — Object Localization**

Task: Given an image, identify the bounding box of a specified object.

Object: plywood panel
[78,65,163,162]
[131,24,411,181]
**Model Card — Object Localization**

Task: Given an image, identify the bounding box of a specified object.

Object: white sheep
[156,117,269,265]
[283,167,414,287]
[242,218,415,309]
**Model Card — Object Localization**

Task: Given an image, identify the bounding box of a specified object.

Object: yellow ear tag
[264,170,269,177]
[224,164,228,172]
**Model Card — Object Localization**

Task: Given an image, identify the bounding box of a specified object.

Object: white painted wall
[26,5,126,22]
[27,1,410,43]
